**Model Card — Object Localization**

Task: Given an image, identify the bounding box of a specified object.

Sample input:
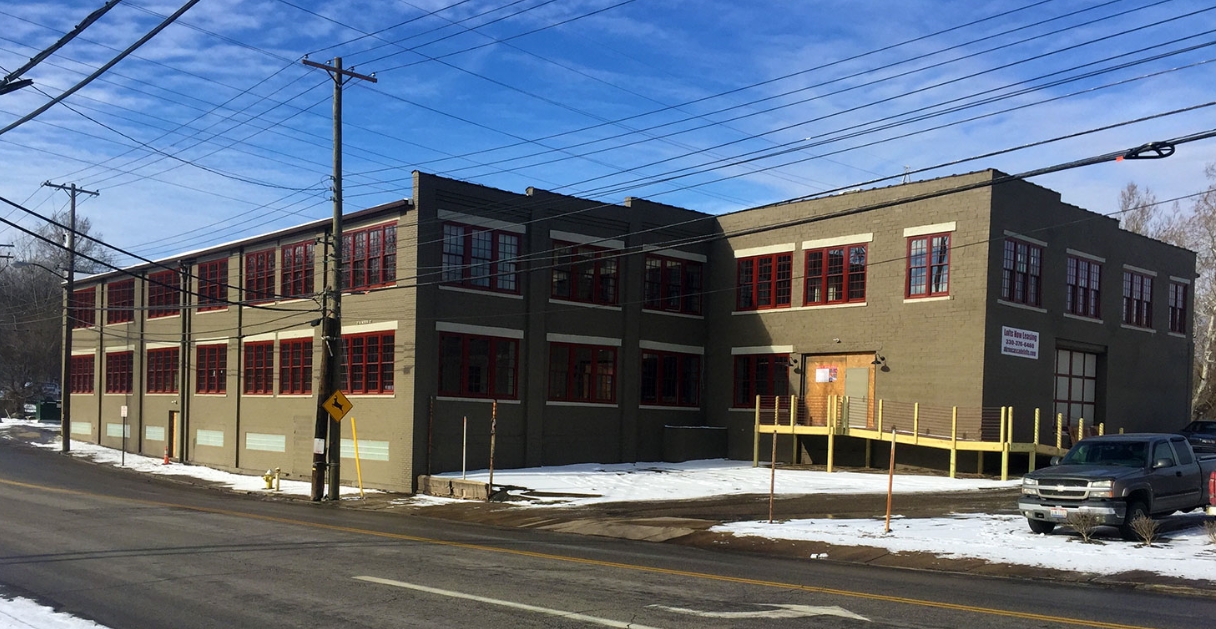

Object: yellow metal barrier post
[1056,413,1064,450]
[913,402,920,444]
[1030,409,1039,472]
[1099,422,1105,436]
[753,395,760,467]
[1001,407,1012,482]
[949,406,958,479]
[350,416,365,498]
[790,395,798,465]
[877,399,884,435]
[827,396,836,473]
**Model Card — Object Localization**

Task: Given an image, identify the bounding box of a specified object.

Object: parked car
[1178,420,1216,453]
[1019,434,1216,540]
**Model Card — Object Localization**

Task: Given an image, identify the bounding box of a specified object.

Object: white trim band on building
[1170,275,1192,285]
[802,233,873,250]
[195,338,230,346]
[546,333,622,347]
[1002,230,1048,247]
[440,284,524,299]
[550,229,625,249]
[436,322,524,339]
[439,209,526,234]
[343,321,398,335]
[70,349,96,356]
[1066,248,1105,263]
[641,245,707,262]
[104,345,136,353]
[639,340,705,355]
[731,345,794,355]
[279,328,316,340]
[733,243,796,259]
[146,342,179,350]
[1122,264,1157,277]
[242,332,276,343]
[904,222,957,237]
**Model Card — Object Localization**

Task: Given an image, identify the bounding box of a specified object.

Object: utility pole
[44,181,99,454]
[302,56,375,502]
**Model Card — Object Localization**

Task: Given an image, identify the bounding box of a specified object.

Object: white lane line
[650,603,869,621]
[354,576,666,629]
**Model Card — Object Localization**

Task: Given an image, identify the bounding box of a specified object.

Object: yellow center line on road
[0,476,1151,629]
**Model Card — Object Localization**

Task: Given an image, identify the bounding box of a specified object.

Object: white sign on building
[1001,326,1039,359]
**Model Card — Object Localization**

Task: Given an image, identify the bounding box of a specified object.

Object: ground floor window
[438,333,517,398]
[243,342,274,395]
[549,343,616,403]
[1054,349,1098,431]
[70,355,94,393]
[732,354,789,407]
[640,351,700,406]
[105,351,133,394]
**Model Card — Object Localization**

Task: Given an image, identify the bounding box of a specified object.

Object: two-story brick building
[63,170,1195,491]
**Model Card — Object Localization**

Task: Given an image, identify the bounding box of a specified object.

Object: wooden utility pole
[302,56,375,502]
[44,181,98,454]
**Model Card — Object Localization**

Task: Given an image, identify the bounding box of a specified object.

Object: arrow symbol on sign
[649,603,868,621]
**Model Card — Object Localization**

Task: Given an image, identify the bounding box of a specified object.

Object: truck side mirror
[1050,456,1062,466]
[1152,457,1174,469]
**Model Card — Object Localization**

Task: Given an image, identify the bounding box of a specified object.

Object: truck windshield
[1061,441,1148,467]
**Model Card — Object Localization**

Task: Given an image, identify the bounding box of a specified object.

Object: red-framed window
[69,355,94,394]
[146,348,178,394]
[640,351,700,407]
[552,242,618,305]
[1065,257,1101,319]
[196,344,227,394]
[343,332,394,394]
[105,351,133,394]
[736,253,792,310]
[1169,282,1188,334]
[906,233,951,298]
[805,245,866,305]
[245,249,276,304]
[243,342,274,395]
[147,270,181,318]
[1054,349,1098,427]
[279,338,313,394]
[1000,238,1042,307]
[197,259,228,311]
[732,354,789,407]
[442,222,520,293]
[106,279,134,324]
[1122,271,1153,328]
[548,343,616,404]
[643,255,703,315]
[70,287,95,328]
[438,333,518,399]
[281,240,315,299]
[342,223,397,291]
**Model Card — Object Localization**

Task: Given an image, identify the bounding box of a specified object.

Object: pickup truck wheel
[1118,501,1149,541]
[1027,519,1055,534]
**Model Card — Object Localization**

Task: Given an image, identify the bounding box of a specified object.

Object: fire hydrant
[263,469,275,490]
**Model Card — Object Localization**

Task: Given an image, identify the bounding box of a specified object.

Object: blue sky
[2,0,1215,265]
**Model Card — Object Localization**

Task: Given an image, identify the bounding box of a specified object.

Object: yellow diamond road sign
[322,390,353,422]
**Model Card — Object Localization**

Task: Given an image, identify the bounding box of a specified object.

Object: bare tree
[1186,166,1216,419]
[1119,182,1161,237]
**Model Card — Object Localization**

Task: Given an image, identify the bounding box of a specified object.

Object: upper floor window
[147,270,181,319]
[343,332,394,394]
[640,351,700,407]
[906,233,950,298]
[70,355,94,394]
[245,249,276,304]
[280,338,313,395]
[442,223,520,293]
[1000,238,1042,307]
[806,245,866,305]
[737,253,792,310]
[281,240,315,299]
[552,242,617,305]
[198,259,228,311]
[549,343,616,404]
[342,223,397,291]
[243,342,274,395]
[1169,282,1188,334]
[106,280,134,324]
[196,344,227,394]
[1065,257,1101,319]
[105,351,133,394]
[1122,271,1153,328]
[70,287,95,328]
[732,354,789,407]
[438,333,518,399]
[146,348,179,394]
[643,255,703,315]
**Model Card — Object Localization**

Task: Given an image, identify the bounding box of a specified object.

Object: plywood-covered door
[800,353,876,427]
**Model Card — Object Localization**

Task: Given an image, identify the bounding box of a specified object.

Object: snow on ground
[6,420,1216,582]
[0,591,110,629]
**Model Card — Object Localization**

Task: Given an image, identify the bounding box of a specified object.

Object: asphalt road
[1,438,1213,629]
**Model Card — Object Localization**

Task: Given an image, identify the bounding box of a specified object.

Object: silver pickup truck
[1019,433,1216,539]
